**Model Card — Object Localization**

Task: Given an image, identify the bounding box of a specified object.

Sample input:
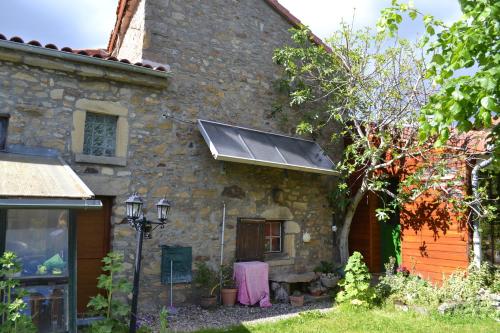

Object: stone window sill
[74,153,127,166]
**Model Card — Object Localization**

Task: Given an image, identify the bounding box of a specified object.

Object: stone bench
[269,272,318,303]
[269,272,316,284]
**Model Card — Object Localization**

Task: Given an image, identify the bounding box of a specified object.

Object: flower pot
[320,276,340,288]
[199,295,217,309]
[310,290,323,297]
[289,295,304,307]
[221,288,238,306]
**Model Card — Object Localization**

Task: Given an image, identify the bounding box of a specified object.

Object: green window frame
[0,208,77,333]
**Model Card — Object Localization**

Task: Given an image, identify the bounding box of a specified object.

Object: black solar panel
[198,119,336,175]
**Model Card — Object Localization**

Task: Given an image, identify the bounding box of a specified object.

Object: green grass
[192,306,499,333]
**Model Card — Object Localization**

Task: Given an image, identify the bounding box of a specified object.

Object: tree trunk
[471,157,493,268]
[338,179,368,264]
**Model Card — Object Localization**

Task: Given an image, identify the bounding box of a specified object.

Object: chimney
[0,113,10,151]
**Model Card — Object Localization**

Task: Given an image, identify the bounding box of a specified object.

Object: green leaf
[450,102,462,115]
[451,90,465,101]
[432,54,445,65]
[478,76,495,91]
[480,96,497,111]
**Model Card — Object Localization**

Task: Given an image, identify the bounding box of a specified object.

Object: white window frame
[264,220,283,253]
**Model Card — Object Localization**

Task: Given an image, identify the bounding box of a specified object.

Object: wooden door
[76,196,112,315]
[236,219,265,262]
[349,193,382,272]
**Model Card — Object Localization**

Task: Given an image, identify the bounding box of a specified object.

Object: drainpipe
[471,156,493,268]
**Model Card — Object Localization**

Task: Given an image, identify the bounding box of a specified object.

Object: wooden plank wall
[400,194,469,282]
[349,155,470,281]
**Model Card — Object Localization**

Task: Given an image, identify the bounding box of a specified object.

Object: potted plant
[314,261,340,289]
[193,262,219,308]
[289,290,304,307]
[220,263,238,306]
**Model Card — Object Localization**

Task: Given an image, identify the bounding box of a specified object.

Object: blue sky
[0,0,462,50]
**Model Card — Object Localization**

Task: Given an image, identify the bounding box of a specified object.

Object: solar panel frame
[198,119,338,175]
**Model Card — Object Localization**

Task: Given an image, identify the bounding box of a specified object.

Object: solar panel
[197,119,337,175]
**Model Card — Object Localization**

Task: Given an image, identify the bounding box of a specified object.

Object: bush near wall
[376,263,500,319]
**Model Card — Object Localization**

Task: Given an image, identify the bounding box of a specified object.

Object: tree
[273,25,434,264]
[378,0,499,164]
[379,0,499,265]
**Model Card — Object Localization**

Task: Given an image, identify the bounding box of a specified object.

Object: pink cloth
[234,261,272,307]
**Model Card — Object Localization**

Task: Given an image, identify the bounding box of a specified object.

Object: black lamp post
[125,193,171,333]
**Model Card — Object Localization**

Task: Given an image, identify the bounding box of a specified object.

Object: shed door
[236,219,265,262]
[76,196,112,315]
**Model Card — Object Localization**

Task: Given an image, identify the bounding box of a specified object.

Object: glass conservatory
[0,146,101,333]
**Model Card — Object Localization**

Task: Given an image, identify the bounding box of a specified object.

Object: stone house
[0,0,342,328]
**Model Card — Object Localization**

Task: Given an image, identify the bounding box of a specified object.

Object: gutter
[0,199,103,209]
[0,39,171,79]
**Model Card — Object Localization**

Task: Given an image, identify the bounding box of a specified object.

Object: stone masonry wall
[114,0,342,307]
[0,0,341,311]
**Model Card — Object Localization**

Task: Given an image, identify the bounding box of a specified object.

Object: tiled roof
[0,33,168,72]
[107,0,331,53]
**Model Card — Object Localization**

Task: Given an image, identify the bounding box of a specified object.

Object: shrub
[396,266,410,277]
[377,263,500,319]
[437,264,499,318]
[377,272,439,307]
[85,252,133,333]
[314,261,335,274]
[336,252,376,307]
[159,307,169,333]
[0,252,36,333]
[221,263,236,288]
[192,262,219,297]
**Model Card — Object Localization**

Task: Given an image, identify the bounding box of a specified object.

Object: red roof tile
[107,0,331,53]
[0,34,167,72]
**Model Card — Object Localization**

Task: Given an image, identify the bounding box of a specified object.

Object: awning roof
[198,119,337,175]
[0,149,94,199]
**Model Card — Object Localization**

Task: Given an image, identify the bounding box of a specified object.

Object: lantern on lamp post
[125,194,172,333]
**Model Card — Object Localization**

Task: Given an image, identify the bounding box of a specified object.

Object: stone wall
[0,0,342,310]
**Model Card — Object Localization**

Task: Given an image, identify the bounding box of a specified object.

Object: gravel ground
[147,300,334,332]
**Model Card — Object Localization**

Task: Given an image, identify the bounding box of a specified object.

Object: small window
[83,113,117,157]
[264,221,282,253]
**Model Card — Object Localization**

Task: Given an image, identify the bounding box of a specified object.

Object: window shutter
[236,219,265,262]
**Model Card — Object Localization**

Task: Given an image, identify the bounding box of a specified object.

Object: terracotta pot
[289,295,304,307]
[221,288,238,306]
[199,295,217,309]
[310,290,323,297]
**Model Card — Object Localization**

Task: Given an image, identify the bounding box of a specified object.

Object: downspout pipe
[471,156,493,268]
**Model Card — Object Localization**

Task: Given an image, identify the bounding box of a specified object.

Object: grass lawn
[193,307,499,333]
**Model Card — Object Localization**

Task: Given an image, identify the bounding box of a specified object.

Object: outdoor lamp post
[125,193,172,333]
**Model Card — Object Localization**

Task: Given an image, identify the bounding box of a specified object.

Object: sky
[0,0,462,50]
